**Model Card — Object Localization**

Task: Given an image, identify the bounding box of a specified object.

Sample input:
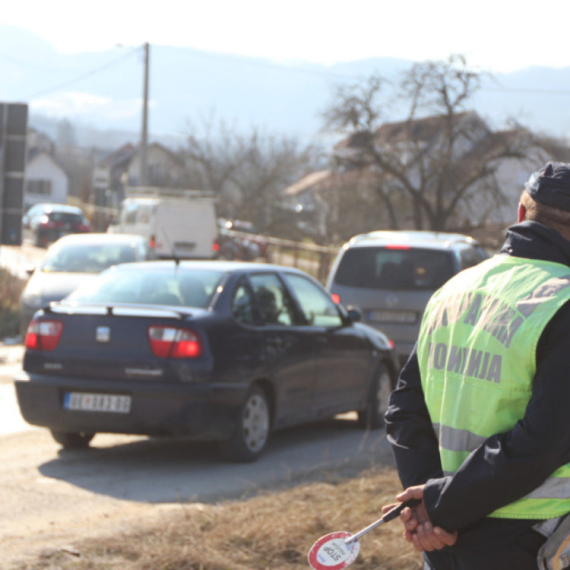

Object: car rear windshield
[41,243,137,274]
[67,266,225,308]
[333,246,455,291]
[48,212,83,224]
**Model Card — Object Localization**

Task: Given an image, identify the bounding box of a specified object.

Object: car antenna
[160,228,180,266]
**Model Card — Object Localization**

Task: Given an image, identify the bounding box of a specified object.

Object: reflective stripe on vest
[419,255,570,520]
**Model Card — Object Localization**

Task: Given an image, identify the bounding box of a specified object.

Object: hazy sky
[3,0,570,73]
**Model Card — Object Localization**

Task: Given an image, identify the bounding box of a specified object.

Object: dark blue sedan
[14,261,399,461]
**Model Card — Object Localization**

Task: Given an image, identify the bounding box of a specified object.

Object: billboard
[0,103,28,245]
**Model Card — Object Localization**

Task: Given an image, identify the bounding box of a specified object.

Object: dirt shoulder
[11,467,421,570]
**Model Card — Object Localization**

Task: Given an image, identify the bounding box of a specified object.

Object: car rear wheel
[357,364,392,429]
[221,386,271,462]
[50,430,95,449]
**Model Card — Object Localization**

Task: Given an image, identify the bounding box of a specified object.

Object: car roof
[39,204,84,214]
[343,230,479,250]
[112,259,311,275]
[52,233,145,246]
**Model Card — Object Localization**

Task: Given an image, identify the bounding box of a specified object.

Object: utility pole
[140,42,150,187]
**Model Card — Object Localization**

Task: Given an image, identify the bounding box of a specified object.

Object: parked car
[23,203,91,248]
[15,261,398,462]
[215,218,269,261]
[326,231,489,366]
[19,233,153,336]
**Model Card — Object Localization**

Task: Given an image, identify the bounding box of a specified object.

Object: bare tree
[323,55,534,232]
[181,116,318,233]
[231,130,316,233]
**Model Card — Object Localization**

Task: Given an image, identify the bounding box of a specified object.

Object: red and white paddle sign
[307,531,361,570]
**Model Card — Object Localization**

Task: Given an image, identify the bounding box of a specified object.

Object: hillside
[2,23,570,148]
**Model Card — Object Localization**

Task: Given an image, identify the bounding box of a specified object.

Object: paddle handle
[346,498,421,543]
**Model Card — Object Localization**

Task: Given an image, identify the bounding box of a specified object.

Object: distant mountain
[1,23,569,150]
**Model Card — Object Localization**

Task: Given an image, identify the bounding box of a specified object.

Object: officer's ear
[518,202,527,223]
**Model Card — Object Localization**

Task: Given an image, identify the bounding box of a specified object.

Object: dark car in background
[327,231,489,366]
[23,203,91,247]
[15,261,398,462]
[19,233,153,336]
[216,218,269,261]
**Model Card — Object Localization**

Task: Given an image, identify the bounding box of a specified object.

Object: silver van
[326,231,489,366]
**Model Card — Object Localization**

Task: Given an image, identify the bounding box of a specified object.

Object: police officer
[384,162,570,569]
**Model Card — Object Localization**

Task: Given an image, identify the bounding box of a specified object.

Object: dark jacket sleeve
[385,345,443,489]
[419,302,570,532]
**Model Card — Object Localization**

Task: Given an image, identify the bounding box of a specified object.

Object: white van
[108,188,218,259]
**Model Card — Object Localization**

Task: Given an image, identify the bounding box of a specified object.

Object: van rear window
[333,247,455,291]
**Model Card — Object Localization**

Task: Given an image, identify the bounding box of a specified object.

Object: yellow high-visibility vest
[418,255,570,519]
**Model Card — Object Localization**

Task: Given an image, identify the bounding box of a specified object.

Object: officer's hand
[395,486,458,552]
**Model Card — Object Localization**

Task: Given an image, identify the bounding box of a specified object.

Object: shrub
[0,269,25,339]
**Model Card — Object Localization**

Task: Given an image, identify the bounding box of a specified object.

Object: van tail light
[149,235,156,249]
[212,241,220,253]
[148,326,203,359]
[331,293,341,304]
[25,320,64,351]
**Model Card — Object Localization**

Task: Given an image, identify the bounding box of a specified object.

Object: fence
[221,228,338,283]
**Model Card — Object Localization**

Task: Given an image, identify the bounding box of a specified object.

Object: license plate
[369,310,417,324]
[64,392,131,413]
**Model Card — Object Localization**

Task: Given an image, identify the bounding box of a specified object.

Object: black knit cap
[525,162,570,212]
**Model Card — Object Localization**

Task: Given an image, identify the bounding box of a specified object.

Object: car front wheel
[357,364,392,429]
[221,386,271,462]
[50,430,95,449]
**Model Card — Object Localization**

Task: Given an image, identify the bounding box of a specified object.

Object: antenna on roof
[160,228,180,266]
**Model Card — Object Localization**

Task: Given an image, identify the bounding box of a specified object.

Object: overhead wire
[26,46,142,99]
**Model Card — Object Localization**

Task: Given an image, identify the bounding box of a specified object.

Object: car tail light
[25,319,64,351]
[147,326,203,358]
[331,293,341,304]
[385,244,411,250]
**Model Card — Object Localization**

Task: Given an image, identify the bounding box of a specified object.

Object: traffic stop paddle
[307,498,421,570]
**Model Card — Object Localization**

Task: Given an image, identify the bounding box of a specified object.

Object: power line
[164,44,360,81]
[482,85,570,95]
[0,50,71,73]
[26,46,141,99]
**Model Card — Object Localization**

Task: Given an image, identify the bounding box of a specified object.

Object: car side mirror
[345,306,362,323]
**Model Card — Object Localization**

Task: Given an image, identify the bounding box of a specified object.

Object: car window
[137,205,152,224]
[284,273,343,327]
[47,212,84,224]
[249,273,296,326]
[123,203,138,224]
[231,281,255,325]
[67,266,224,308]
[459,246,488,270]
[333,247,455,291]
[41,243,136,274]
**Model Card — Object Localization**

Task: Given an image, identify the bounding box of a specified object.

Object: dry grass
[15,467,423,570]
